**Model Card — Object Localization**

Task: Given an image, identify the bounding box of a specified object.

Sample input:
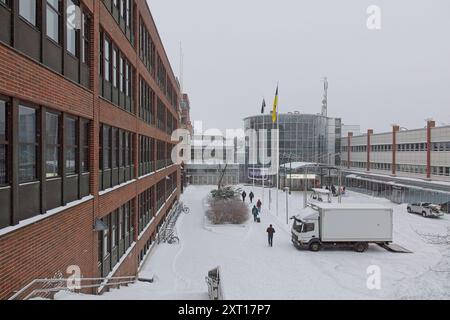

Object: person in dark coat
[249,191,255,203]
[241,191,247,202]
[266,225,275,247]
[331,185,337,196]
[256,199,262,213]
[252,205,259,222]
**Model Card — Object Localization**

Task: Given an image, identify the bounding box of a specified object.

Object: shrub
[207,188,249,225]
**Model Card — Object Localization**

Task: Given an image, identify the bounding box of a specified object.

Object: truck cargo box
[317,203,393,242]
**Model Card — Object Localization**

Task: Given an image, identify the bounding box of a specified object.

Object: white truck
[291,203,393,252]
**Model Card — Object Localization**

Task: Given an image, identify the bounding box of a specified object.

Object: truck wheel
[407,207,412,213]
[422,211,427,218]
[309,242,321,252]
[354,242,368,253]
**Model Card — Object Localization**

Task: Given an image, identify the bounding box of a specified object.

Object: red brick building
[0,0,181,299]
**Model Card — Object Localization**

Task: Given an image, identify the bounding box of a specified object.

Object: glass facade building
[244,113,342,172]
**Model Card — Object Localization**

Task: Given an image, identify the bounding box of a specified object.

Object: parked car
[440,201,450,214]
[407,202,444,218]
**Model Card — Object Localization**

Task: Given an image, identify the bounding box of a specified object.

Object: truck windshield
[293,220,303,233]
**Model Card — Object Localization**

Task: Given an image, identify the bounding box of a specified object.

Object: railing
[9,276,137,301]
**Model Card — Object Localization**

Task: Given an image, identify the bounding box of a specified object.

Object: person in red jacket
[266,225,275,247]
[256,199,262,213]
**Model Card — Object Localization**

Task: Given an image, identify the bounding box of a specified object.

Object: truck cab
[292,213,320,250]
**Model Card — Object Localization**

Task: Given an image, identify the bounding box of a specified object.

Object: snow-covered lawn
[59,185,450,300]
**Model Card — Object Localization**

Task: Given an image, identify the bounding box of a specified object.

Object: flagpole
[276,83,279,217]
[262,102,265,212]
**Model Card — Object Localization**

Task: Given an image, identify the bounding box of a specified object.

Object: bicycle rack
[157,202,189,244]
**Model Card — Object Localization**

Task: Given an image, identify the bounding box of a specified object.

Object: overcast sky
[148,0,450,133]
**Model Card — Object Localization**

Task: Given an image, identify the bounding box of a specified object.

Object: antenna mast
[321,77,328,117]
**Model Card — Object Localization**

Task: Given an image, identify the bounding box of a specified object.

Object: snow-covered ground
[59,185,450,300]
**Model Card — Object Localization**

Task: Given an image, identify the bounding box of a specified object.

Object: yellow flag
[272,86,278,123]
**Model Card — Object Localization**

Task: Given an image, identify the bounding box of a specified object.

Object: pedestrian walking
[252,205,259,222]
[266,225,275,247]
[256,199,262,213]
[241,191,247,202]
[249,191,255,203]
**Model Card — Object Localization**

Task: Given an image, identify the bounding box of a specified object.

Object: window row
[0,97,91,229]
[139,17,156,76]
[139,77,155,125]
[370,162,392,171]
[343,142,450,153]
[0,0,91,87]
[99,124,134,191]
[139,135,155,177]
[99,30,134,113]
[101,0,134,45]
[0,100,89,185]
[98,199,134,277]
[138,186,154,234]
[140,77,178,135]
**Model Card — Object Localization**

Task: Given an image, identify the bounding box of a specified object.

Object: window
[81,120,89,172]
[47,0,61,43]
[111,211,118,249]
[119,207,124,241]
[119,56,124,92]
[112,48,118,88]
[65,116,77,175]
[125,0,131,27]
[46,112,60,178]
[104,37,111,82]
[81,13,90,64]
[66,0,78,55]
[102,216,110,258]
[111,127,119,168]
[19,0,37,26]
[302,223,315,233]
[125,61,130,96]
[18,106,37,183]
[103,125,111,169]
[0,100,8,185]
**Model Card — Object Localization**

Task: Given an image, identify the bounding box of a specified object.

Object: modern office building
[0,0,181,299]
[243,112,342,183]
[341,121,450,204]
[185,134,241,186]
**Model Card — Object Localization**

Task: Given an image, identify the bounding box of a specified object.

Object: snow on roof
[280,162,318,169]
[294,207,319,220]
[314,203,392,210]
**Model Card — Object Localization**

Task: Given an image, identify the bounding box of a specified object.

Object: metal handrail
[23,280,136,300]
[9,276,136,300]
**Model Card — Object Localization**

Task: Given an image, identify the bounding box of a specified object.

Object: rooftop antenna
[321,77,328,117]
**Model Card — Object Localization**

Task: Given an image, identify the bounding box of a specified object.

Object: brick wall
[0,0,181,299]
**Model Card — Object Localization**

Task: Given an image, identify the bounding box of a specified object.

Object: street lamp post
[284,187,290,225]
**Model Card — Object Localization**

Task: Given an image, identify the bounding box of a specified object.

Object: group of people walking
[241,190,262,222]
[241,190,275,247]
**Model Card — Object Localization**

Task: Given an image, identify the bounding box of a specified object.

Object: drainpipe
[392,125,399,176]
[426,120,435,179]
